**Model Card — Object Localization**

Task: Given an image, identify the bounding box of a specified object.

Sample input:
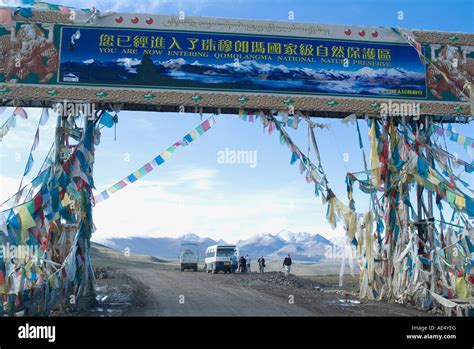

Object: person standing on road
[231,254,238,273]
[258,256,266,274]
[239,256,246,273]
[246,255,251,273]
[282,254,292,276]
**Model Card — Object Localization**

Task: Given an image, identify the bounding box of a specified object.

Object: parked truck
[179,242,199,272]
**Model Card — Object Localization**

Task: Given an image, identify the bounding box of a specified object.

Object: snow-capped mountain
[178,233,226,245]
[276,229,313,243]
[62,56,425,98]
[101,230,334,262]
[103,234,227,260]
[160,58,187,69]
[350,67,424,82]
[152,58,424,84]
[95,56,423,86]
[116,57,141,67]
[237,230,333,262]
[238,232,286,246]
[237,233,287,257]
[275,229,333,245]
[178,233,202,242]
[329,236,349,247]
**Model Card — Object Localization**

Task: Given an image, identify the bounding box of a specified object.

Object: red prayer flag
[202,119,211,131]
[34,193,43,212]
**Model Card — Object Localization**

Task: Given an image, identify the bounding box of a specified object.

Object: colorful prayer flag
[23,153,34,176]
[93,116,216,203]
[18,205,36,234]
[39,108,50,126]
[32,129,40,151]
[14,107,28,119]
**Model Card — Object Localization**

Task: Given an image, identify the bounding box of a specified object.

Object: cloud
[1,0,23,5]
[174,167,218,191]
[0,175,22,206]
[290,224,346,240]
[91,164,335,244]
[0,108,56,152]
[0,108,58,189]
[0,105,352,245]
[174,167,219,182]
[138,166,220,192]
[255,216,290,234]
[194,179,212,191]
[132,117,155,130]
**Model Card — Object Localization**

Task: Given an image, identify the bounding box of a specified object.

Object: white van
[204,245,237,274]
[179,242,199,272]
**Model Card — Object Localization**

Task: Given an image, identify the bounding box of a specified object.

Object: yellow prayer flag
[427,171,440,185]
[18,205,36,232]
[161,151,171,160]
[0,274,8,294]
[369,121,380,188]
[61,193,72,207]
[189,130,198,140]
[455,277,470,298]
[455,195,466,209]
[18,205,35,244]
[49,274,56,288]
[25,260,32,279]
[326,197,336,229]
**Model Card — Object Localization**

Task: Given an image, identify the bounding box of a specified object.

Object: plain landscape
[87,237,429,317]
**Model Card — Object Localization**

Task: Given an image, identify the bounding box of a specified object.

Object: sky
[0,0,473,244]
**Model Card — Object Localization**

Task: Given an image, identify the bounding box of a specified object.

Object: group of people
[230,254,267,273]
[230,254,255,273]
[239,255,250,272]
[230,253,293,276]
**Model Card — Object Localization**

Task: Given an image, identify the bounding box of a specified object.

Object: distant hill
[101,230,335,262]
[237,230,333,262]
[101,234,224,260]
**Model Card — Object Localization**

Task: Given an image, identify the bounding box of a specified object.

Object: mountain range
[237,230,333,262]
[60,57,426,96]
[101,230,336,262]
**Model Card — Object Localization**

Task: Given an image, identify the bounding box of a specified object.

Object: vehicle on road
[204,245,238,274]
[179,242,199,272]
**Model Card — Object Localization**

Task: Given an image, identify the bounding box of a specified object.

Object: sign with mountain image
[58,26,428,99]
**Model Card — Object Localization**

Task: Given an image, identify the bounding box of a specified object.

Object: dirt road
[122,263,427,317]
[125,265,314,316]
[90,244,428,317]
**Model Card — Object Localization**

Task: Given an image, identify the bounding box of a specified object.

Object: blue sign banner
[59,26,427,99]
